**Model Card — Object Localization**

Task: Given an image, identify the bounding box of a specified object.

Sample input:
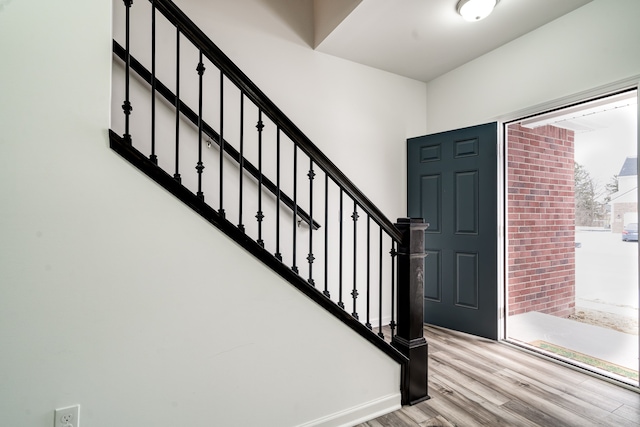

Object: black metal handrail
[112,40,320,230]
[148,0,401,243]
[108,128,407,364]
[112,0,404,341]
[111,0,428,405]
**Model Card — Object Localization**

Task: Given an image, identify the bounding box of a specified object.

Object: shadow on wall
[260,0,315,47]
[0,0,14,12]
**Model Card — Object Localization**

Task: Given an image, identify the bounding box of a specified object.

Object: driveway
[575,228,639,317]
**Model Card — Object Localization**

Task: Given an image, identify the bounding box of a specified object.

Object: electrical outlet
[54,405,80,427]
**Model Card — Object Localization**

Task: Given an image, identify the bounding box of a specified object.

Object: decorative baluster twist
[291,145,298,273]
[173,27,181,183]
[149,2,157,163]
[338,189,344,309]
[121,0,133,145]
[218,70,225,218]
[274,128,282,260]
[238,94,245,232]
[307,161,315,286]
[365,215,372,330]
[195,53,206,201]
[323,174,330,298]
[378,227,384,339]
[351,203,359,319]
[389,243,397,337]
[256,112,264,247]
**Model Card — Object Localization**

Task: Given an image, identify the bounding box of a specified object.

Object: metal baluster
[307,160,315,286]
[378,227,384,338]
[173,27,181,183]
[390,240,397,339]
[256,111,264,247]
[122,0,133,145]
[195,52,205,201]
[149,1,157,163]
[218,70,225,218]
[274,128,282,260]
[365,215,372,330]
[323,175,330,298]
[351,202,359,319]
[238,94,245,232]
[338,189,344,309]
[291,145,298,273]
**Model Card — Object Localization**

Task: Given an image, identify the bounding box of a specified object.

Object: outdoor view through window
[506,90,638,386]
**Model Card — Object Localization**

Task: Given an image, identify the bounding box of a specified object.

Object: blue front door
[407,123,498,340]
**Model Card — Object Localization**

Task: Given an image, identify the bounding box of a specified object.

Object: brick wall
[507,124,575,318]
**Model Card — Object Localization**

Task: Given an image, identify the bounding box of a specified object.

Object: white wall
[425,0,640,134]
[0,1,415,426]
[110,0,428,333]
[161,0,428,220]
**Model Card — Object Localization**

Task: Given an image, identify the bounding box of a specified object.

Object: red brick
[507,124,575,318]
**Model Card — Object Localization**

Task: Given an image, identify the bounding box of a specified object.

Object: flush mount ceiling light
[457,0,498,22]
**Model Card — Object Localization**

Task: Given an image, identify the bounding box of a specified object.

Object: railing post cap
[396,218,425,224]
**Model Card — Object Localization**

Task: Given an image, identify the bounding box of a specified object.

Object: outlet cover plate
[54,404,80,427]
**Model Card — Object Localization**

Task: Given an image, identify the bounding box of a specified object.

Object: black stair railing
[111,0,428,405]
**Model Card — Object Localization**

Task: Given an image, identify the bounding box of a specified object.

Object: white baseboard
[296,393,401,427]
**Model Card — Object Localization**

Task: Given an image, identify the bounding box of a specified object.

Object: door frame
[497,76,640,343]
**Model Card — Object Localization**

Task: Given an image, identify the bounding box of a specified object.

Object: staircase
[111,0,428,408]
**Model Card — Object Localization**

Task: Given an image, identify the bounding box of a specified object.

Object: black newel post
[392,218,429,406]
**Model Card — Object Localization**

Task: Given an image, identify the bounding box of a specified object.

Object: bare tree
[574,162,601,226]
[604,174,619,203]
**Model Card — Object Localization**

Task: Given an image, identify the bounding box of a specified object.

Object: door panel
[421,175,441,232]
[407,123,498,340]
[455,171,478,233]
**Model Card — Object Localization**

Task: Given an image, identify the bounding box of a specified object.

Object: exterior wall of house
[618,174,638,194]
[611,173,638,232]
[507,125,576,317]
[612,202,638,233]
[0,1,430,426]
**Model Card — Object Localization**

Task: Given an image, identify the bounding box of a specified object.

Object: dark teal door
[407,123,498,340]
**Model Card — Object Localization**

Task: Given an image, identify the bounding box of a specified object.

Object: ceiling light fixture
[457,0,498,22]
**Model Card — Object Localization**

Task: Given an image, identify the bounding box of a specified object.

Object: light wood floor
[358,325,640,427]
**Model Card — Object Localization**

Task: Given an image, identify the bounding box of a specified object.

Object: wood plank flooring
[357,325,640,427]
